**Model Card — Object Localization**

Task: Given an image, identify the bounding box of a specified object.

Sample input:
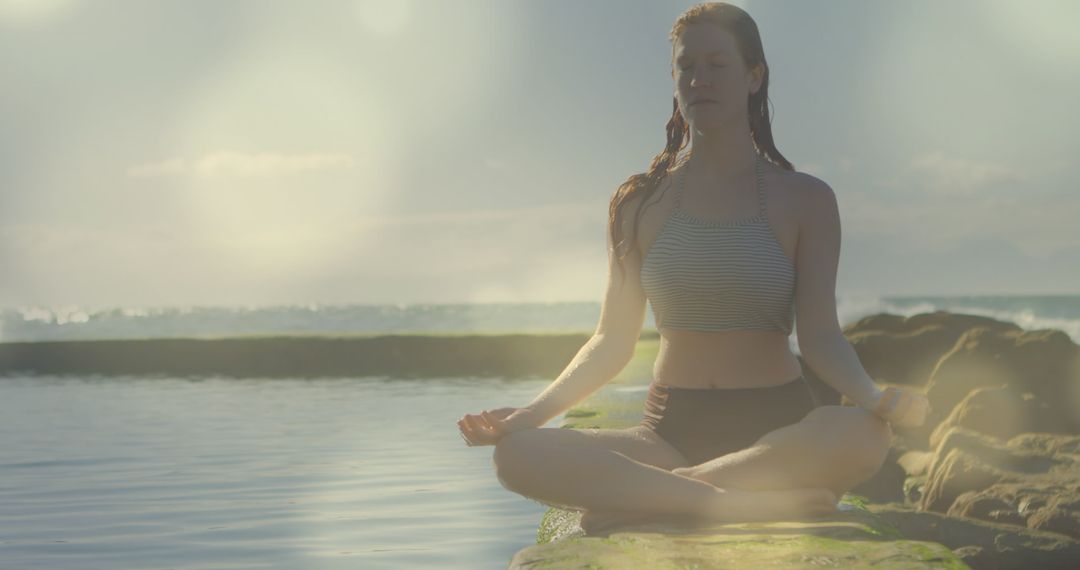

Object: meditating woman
[457,1,929,533]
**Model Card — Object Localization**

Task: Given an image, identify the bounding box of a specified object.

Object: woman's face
[672,23,762,130]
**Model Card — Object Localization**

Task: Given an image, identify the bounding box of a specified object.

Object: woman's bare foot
[705,486,839,523]
[579,487,838,535]
[580,509,693,536]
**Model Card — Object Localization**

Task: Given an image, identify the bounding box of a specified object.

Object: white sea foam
[0,297,1077,344]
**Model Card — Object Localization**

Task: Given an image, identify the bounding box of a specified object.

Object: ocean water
[2,295,1078,344]
[0,374,562,570]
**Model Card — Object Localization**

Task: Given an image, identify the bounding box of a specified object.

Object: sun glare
[174,49,394,277]
[0,0,78,27]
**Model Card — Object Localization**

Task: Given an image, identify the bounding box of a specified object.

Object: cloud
[338,200,608,303]
[195,151,355,177]
[842,151,1075,258]
[838,157,854,174]
[0,200,611,308]
[126,152,356,179]
[126,158,187,179]
[483,156,509,171]
[907,151,1021,194]
[353,0,413,38]
[799,161,825,177]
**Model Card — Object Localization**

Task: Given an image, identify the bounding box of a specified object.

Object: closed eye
[679,64,725,70]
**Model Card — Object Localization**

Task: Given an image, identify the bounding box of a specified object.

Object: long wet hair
[608,2,794,284]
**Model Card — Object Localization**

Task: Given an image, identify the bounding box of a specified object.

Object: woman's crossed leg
[491,423,838,533]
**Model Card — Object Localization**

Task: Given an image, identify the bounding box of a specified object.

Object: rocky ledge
[512,498,967,569]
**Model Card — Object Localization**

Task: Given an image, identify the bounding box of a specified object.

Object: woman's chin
[689,120,734,133]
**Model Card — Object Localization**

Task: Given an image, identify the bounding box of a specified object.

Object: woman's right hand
[871,387,932,428]
[457,407,538,447]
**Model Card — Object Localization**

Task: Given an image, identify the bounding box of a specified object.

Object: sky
[2,0,1078,310]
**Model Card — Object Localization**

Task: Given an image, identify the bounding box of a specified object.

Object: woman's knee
[492,428,547,486]
[805,405,892,474]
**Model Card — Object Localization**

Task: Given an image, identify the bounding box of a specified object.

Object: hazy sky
[2,0,1078,310]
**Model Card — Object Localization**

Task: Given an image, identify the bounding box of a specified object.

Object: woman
[457,2,929,533]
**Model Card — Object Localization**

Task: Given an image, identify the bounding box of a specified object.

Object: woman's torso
[636,159,806,389]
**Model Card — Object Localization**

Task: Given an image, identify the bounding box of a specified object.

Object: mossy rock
[536,494,900,544]
[511,531,966,569]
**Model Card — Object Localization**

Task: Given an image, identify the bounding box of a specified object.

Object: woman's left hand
[870,387,932,428]
[457,407,535,447]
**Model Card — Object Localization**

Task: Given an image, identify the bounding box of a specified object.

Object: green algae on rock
[513,522,967,569]
[518,492,969,569]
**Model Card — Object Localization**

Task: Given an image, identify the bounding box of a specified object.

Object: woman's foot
[704,486,839,523]
[579,487,838,535]
[580,508,692,536]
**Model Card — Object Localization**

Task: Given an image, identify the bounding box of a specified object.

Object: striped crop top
[639,154,796,334]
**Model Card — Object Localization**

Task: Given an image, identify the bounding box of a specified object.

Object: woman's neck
[685,122,758,181]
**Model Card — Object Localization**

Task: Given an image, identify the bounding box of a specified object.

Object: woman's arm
[520,335,637,427]
[800,331,931,427]
[791,177,883,410]
[799,331,883,410]
[459,196,650,445]
[520,193,650,427]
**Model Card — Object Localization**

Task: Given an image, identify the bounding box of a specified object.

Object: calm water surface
[0,374,562,569]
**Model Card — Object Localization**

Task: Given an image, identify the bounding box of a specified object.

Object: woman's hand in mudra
[457,407,536,447]
[871,387,932,428]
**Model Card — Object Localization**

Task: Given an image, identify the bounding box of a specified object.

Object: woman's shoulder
[761,159,820,183]
[790,171,835,203]
[764,164,832,198]
[760,165,838,232]
[775,169,838,229]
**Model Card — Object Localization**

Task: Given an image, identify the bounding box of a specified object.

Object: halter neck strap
[673,154,767,227]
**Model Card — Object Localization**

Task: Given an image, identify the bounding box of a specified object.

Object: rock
[928,428,1060,477]
[949,545,989,570]
[969,483,1080,539]
[922,446,1014,513]
[920,427,1080,539]
[530,500,1080,568]
[945,483,1080,539]
[1008,431,1080,455]
[870,503,1080,570]
[845,311,1020,338]
[924,327,1080,435]
[905,475,929,505]
[512,499,967,569]
[802,312,1080,453]
[948,490,1028,527]
[1027,495,1080,539]
[849,445,908,503]
[798,311,1017,409]
[929,385,1068,448]
[898,450,936,476]
[839,311,1020,389]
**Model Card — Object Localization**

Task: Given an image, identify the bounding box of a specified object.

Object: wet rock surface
[921,428,1080,540]
[513,499,967,569]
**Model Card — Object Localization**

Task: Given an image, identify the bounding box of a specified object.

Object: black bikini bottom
[639,375,817,466]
